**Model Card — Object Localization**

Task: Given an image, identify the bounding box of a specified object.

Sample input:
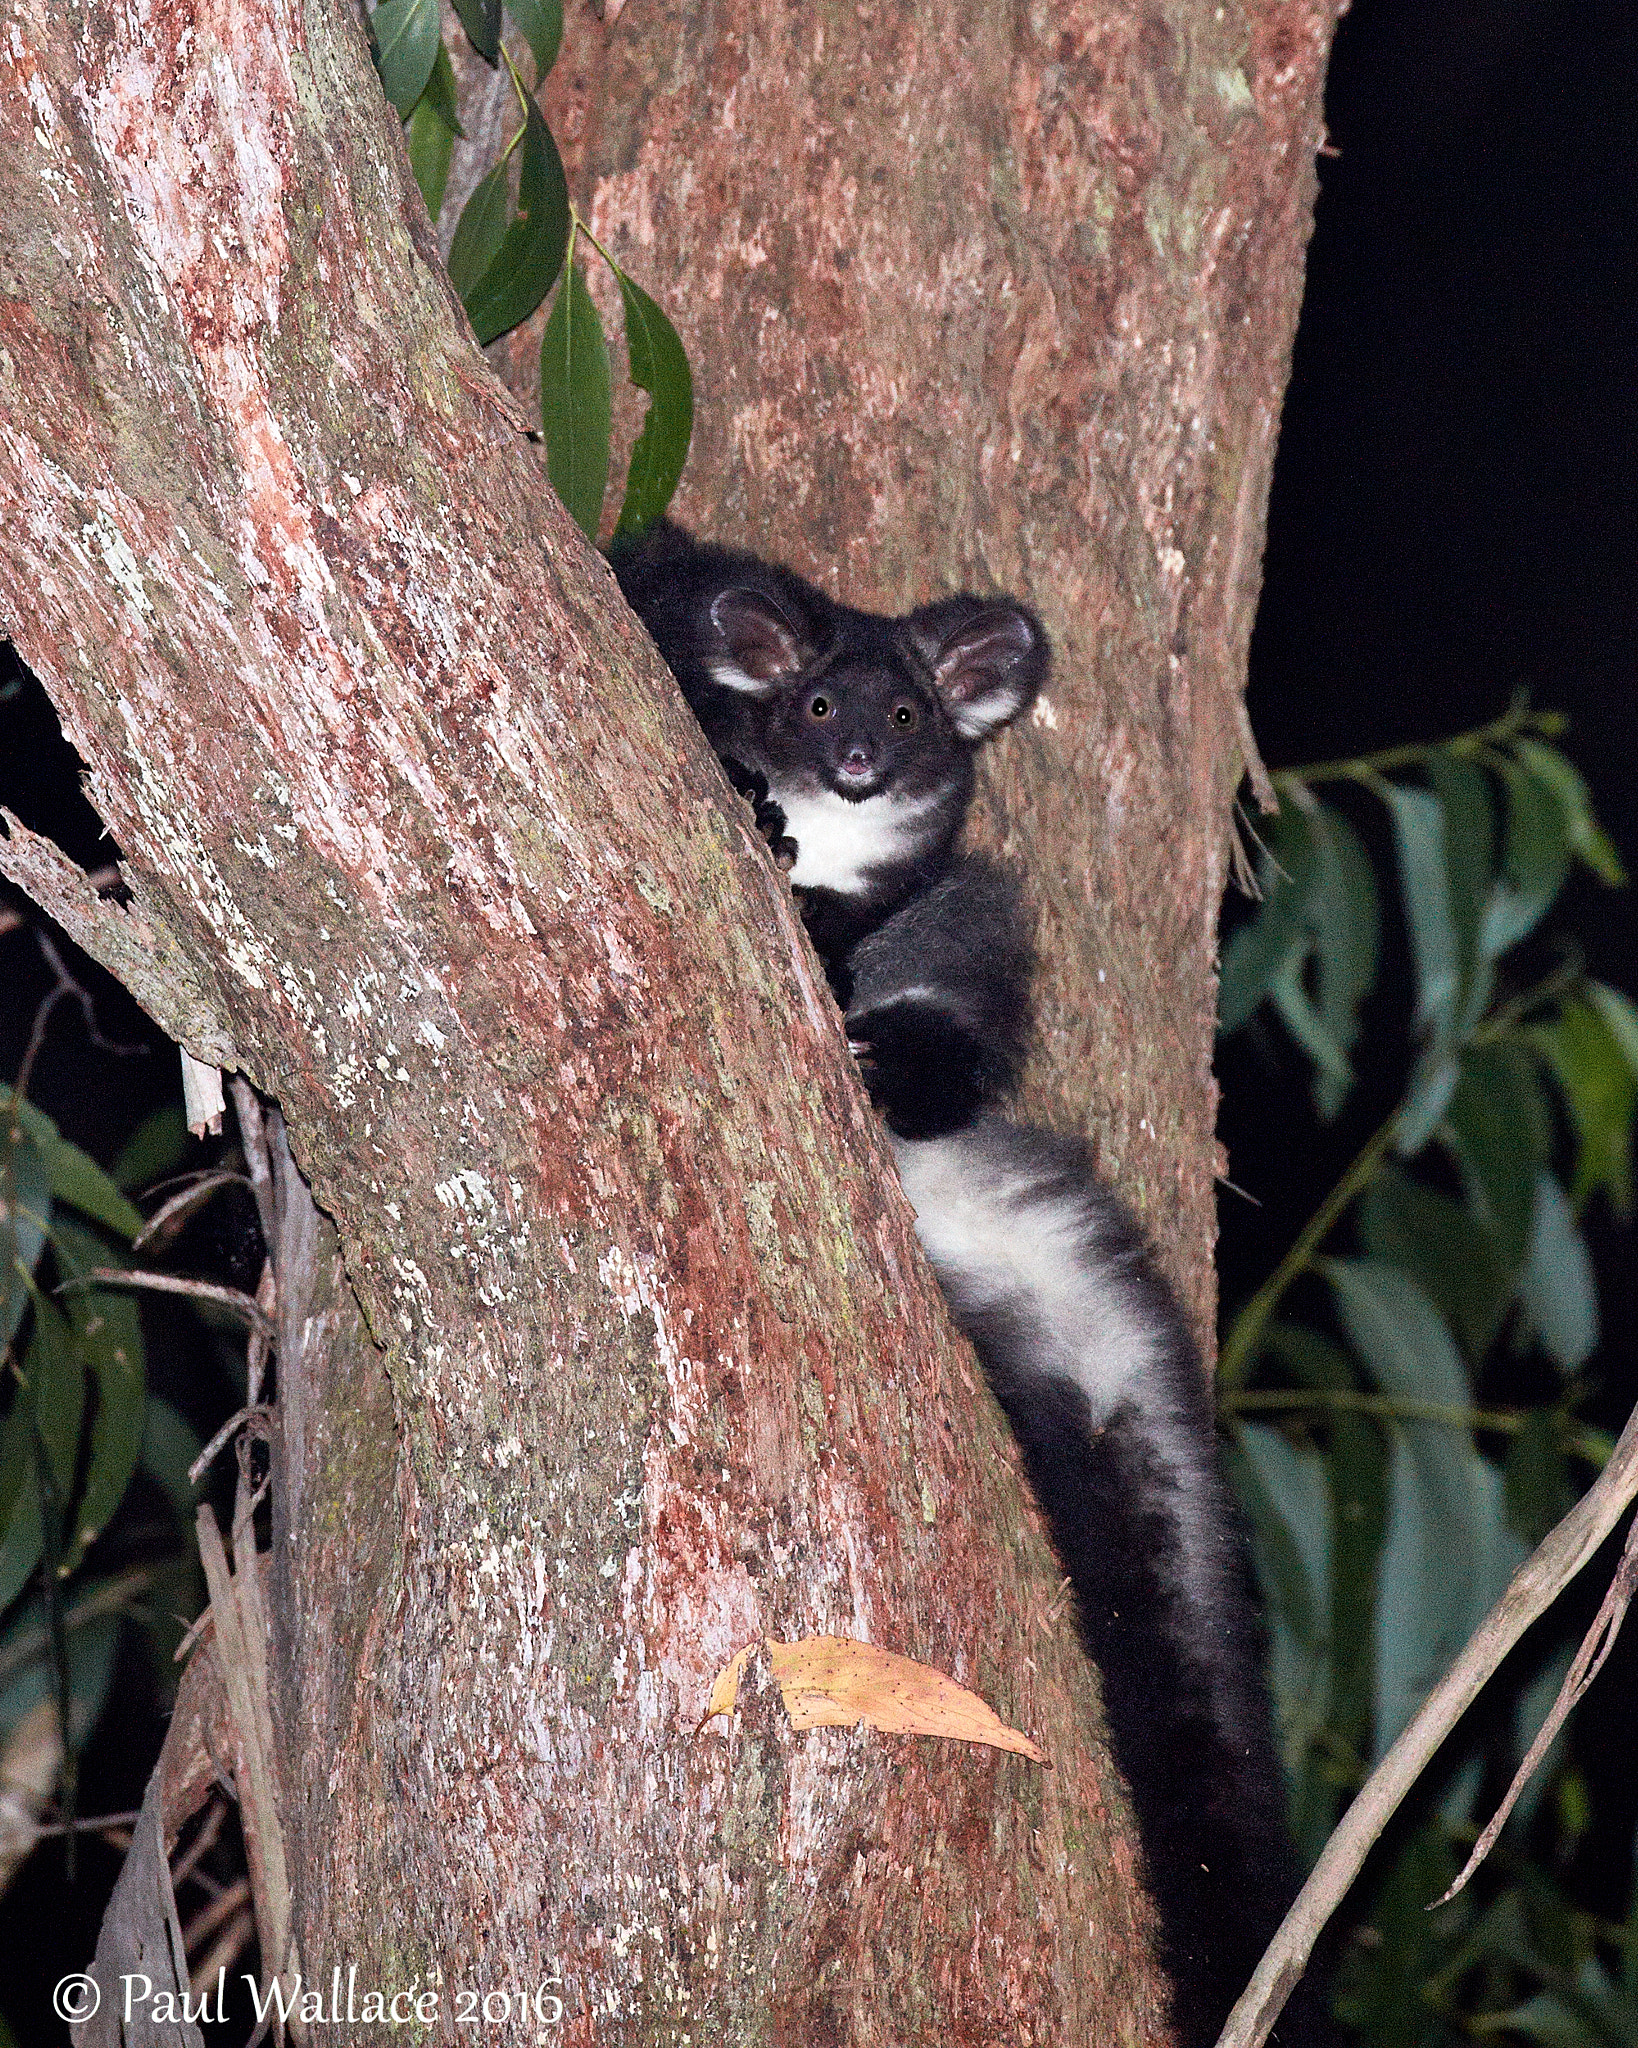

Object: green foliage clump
[369,0,694,545]
[1,1089,201,1866]
[1218,705,1638,2045]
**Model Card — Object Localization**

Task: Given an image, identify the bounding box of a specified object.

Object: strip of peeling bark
[0,0,1255,2035]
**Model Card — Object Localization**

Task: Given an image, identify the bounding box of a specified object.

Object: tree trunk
[0,0,1338,2038]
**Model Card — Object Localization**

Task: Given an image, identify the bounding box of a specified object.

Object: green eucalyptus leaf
[1270,952,1353,1095]
[1444,1042,1550,1267]
[1492,1992,1591,2046]
[65,1291,145,1563]
[1497,1960,1638,2048]
[1327,1257,1470,1407]
[26,1300,85,1501]
[1218,922,1304,1040]
[407,92,457,219]
[1374,1417,1522,1755]
[0,1391,42,1616]
[462,101,570,346]
[449,0,501,63]
[1,1111,50,1355]
[1426,754,1495,1034]
[1518,1171,1599,1370]
[1588,981,1638,1077]
[1485,759,1573,957]
[1325,1262,1521,1754]
[1328,1406,1389,1763]
[0,1605,121,1752]
[1383,782,1459,1041]
[371,0,441,117]
[62,1609,119,1752]
[1346,1828,1460,2047]
[1261,1323,1358,1391]
[0,1491,40,1620]
[1359,1164,1515,1359]
[540,258,611,541]
[1523,1835,1588,1957]
[0,1303,84,1614]
[609,269,695,544]
[13,1100,141,1240]
[1223,783,1390,1120]
[1218,802,1319,1034]
[1307,802,1379,1119]
[1229,1425,1328,1653]
[109,1105,188,1195]
[48,1220,127,1298]
[1224,1427,1331,1786]
[1516,738,1626,885]
[405,40,464,219]
[447,160,510,299]
[142,1399,204,1526]
[1394,1046,1461,1157]
[422,37,464,132]
[1529,996,1637,1215]
[504,0,563,76]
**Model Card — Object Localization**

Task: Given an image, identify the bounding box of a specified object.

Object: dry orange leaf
[703,1635,1045,1763]
[704,1641,755,1722]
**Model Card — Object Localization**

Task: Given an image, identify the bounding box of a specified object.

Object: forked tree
[0,0,1340,2035]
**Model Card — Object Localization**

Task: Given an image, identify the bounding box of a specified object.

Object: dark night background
[1,0,1634,2028]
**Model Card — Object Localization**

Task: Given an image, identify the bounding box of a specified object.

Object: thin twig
[1273,701,1556,789]
[1214,1394,1638,2048]
[32,1807,141,1838]
[65,1267,275,1343]
[1226,1387,1612,1467]
[183,1873,253,1956]
[190,1906,257,1999]
[246,1261,276,1407]
[131,1171,246,1254]
[10,928,147,1102]
[169,1796,230,1892]
[188,1404,273,1486]
[172,1602,217,1664]
[0,1563,158,1686]
[228,1077,277,1250]
[1218,1105,1399,1388]
[1434,1509,1638,1906]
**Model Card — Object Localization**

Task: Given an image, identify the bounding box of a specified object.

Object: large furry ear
[708,587,815,694]
[911,600,1047,740]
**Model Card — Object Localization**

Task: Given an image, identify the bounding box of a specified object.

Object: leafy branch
[1218,708,1636,2040]
[368,0,693,544]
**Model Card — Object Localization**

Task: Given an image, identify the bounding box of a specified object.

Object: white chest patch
[774,785,939,896]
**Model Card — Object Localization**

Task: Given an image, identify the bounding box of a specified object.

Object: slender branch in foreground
[1214,1393,1638,2048]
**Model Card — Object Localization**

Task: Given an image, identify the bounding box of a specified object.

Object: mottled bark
[0,0,1337,2040]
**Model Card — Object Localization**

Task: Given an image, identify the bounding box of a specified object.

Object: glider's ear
[910,599,1047,739]
[708,587,816,694]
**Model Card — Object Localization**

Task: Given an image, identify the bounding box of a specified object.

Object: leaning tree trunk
[0,0,1337,2040]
